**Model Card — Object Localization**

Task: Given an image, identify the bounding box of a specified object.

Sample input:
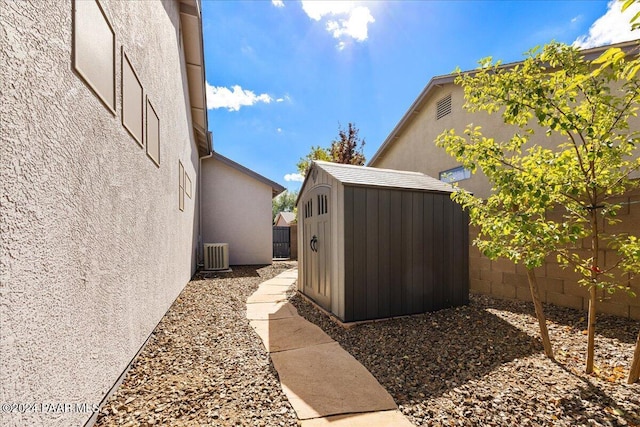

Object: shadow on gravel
[290,291,640,426]
[289,293,540,403]
[476,294,640,345]
[552,360,640,425]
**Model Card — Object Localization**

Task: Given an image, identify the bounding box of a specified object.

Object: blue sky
[201,0,638,193]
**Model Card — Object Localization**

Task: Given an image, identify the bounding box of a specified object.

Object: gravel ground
[94,261,639,427]
[289,292,640,427]
[94,262,299,427]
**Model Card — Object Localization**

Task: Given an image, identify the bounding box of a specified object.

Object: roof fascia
[367,74,455,165]
[179,0,211,157]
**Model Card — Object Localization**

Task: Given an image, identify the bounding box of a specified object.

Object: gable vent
[436,94,452,120]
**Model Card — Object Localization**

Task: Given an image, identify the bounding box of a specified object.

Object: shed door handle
[310,235,318,252]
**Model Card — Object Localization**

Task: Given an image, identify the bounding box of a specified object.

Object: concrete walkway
[247,269,413,427]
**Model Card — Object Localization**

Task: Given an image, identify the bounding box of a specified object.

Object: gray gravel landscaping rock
[289,293,640,427]
[94,262,640,427]
[95,262,298,427]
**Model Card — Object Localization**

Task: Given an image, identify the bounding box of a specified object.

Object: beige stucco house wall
[0,1,210,426]
[369,41,640,319]
[201,153,285,265]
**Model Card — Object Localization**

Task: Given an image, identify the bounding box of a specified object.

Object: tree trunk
[526,268,554,359]
[628,328,640,384]
[586,285,597,373]
[586,207,599,374]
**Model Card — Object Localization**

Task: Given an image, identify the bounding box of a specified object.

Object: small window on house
[178,161,185,211]
[439,165,471,183]
[73,0,116,113]
[436,94,452,120]
[146,98,160,166]
[122,50,143,147]
[185,173,192,198]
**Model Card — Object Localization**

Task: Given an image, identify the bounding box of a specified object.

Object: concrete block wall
[469,190,640,320]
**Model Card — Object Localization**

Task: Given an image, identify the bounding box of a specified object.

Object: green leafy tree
[437,126,569,360]
[296,146,331,176]
[437,42,640,374]
[297,122,366,175]
[272,190,298,222]
[619,0,640,384]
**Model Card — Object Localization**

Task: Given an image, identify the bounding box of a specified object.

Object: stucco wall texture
[1,1,201,426]
[201,157,273,265]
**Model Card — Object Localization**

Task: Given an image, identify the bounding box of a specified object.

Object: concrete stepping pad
[246,293,288,304]
[277,269,298,279]
[299,410,414,427]
[249,316,334,353]
[260,278,296,287]
[270,342,397,419]
[255,283,293,295]
[245,301,299,320]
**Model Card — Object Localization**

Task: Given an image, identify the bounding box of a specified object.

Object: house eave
[179,0,211,157]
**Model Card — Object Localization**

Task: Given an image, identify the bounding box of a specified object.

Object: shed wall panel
[366,189,379,318]
[411,193,425,314]
[444,197,454,307]
[401,192,413,313]
[377,189,391,318]
[352,188,368,320]
[432,195,445,311]
[343,186,468,322]
[335,182,345,319]
[389,190,404,317]
[343,186,355,321]
[423,193,435,311]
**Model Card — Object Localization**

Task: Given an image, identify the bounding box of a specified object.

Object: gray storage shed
[297,161,469,322]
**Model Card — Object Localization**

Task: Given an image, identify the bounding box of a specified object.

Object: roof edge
[368,39,640,166]
[179,0,211,157]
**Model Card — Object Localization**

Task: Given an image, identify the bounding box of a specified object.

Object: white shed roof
[313,161,456,193]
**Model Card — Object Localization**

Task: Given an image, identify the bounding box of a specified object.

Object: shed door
[302,187,331,310]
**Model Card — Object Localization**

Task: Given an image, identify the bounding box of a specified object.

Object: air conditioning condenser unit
[204,243,229,270]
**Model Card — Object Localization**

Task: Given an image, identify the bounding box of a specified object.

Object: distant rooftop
[275,211,296,225]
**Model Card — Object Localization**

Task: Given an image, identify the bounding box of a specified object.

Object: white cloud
[574,0,640,48]
[284,173,304,182]
[272,0,285,8]
[325,6,374,42]
[300,1,375,49]
[206,83,273,111]
[277,127,282,133]
[276,94,293,103]
[301,1,356,20]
